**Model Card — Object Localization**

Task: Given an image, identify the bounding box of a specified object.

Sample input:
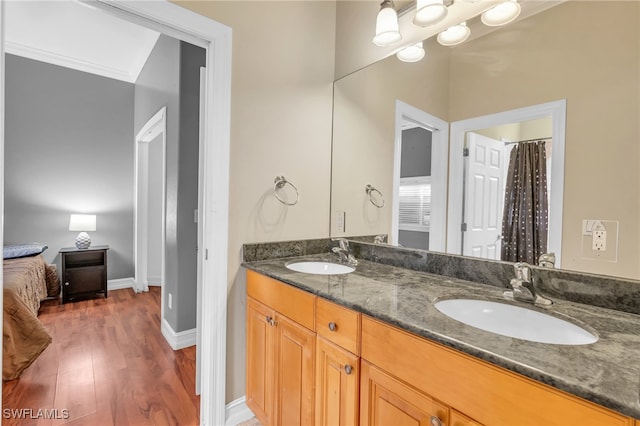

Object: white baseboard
[225,396,254,426]
[161,318,196,350]
[107,277,135,291]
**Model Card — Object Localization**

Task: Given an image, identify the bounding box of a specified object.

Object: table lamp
[69,214,96,249]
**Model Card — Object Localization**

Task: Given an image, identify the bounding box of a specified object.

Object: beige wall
[449,1,639,279]
[176,1,336,402]
[332,38,450,237]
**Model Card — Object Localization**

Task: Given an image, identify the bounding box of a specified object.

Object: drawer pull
[328,322,337,332]
[430,416,442,426]
[265,316,276,327]
[64,282,69,286]
[344,365,353,375]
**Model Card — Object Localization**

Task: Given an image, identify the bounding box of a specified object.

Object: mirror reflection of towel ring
[365,184,384,208]
[274,176,299,206]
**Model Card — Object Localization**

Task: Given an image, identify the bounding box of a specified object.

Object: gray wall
[176,42,205,332]
[134,36,205,332]
[4,54,135,279]
[400,127,432,178]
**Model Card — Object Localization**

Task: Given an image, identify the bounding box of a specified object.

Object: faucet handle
[338,238,349,250]
[538,252,556,268]
[514,262,531,282]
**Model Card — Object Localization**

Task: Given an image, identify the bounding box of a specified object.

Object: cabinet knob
[64,282,69,286]
[430,416,442,426]
[344,365,353,375]
[328,322,337,332]
[265,316,276,327]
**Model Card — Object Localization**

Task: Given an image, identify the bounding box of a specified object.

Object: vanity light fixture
[414,0,448,27]
[373,0,402,46]
[437,21,471,46]
[481,0,521,26]
[396,41,426,62]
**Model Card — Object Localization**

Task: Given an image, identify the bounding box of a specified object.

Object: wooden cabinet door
[246,298,275,425]
[315,336,360,426]
[273,313,316,426]
[360,361,448,426]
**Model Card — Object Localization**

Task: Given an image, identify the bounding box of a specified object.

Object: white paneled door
[463,132,508,260]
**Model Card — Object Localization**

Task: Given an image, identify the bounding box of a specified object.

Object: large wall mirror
[330,1,639,280]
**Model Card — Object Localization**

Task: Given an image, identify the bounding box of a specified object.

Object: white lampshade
[437,22,471,46]
[414,0,448,27]
[373,0,402,46]
[396,41,426,62]
[69,214,96,249]
[481,0,521,26]
[69,214,96,232]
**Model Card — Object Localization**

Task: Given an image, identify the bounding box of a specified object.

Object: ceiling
[5,0,160,83]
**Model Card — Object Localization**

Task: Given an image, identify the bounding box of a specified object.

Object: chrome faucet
[331,238,358,266]
[374,235,387,244]
[538,252,556,268]
[504,262,552,306]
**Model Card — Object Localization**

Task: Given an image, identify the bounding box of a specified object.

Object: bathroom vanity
[243,241,640,426]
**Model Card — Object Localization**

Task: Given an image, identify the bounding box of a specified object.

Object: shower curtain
[501,141,549,264]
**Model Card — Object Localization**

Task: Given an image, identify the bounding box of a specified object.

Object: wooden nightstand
[60,245,109,303]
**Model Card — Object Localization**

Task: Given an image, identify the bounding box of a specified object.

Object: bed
[3,245,60,380]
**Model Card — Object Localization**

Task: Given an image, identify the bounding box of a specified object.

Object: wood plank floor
[2,287,200,426]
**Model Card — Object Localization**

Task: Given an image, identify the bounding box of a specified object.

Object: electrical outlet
[168,293,173,310]
[582,219,617,262]
[591,222,607,251]
[592,230,607,251]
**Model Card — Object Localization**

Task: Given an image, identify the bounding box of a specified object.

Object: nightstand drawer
[316,297,360,355]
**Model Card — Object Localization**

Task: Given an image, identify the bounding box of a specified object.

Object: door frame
[447,100,566,267]
[392,100,448,250]
[134,106,166,296]
[0,1,232,424]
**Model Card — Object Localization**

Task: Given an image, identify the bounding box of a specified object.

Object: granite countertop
[243,254,640,419]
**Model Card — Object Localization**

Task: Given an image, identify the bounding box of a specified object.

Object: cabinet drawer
[316,298,360,355]
[247,270,315,331]
[361,315,633,426]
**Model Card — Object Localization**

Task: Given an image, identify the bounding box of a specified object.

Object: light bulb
[373,0,402,46]
[396,41,426,62]
[414,0,448,27]
[437,22,471,46]
[481,0,521,27]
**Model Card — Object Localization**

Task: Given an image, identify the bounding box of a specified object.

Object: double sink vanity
[243,238,640,426]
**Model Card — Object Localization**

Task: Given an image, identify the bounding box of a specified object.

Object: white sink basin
[286,261,355,275]
[434,298,598,345]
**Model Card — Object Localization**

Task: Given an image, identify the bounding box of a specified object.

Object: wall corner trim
[161,318,196,350]
[225,396,254,426]
[107,277,135,291]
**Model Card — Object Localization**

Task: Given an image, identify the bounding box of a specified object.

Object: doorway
[0,2,232,424]
[448,100,566,267]
[392,100,448,251]
[135,106,166,296]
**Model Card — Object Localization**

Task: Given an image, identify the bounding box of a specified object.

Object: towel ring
[365,184,384,208]
[274,176,299,206]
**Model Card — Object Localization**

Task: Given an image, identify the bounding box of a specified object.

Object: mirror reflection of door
[462,133,507,260]
[461,117,552,261]
[398,123,432,250]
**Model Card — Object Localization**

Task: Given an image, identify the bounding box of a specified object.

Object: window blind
[399,176,432,232]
